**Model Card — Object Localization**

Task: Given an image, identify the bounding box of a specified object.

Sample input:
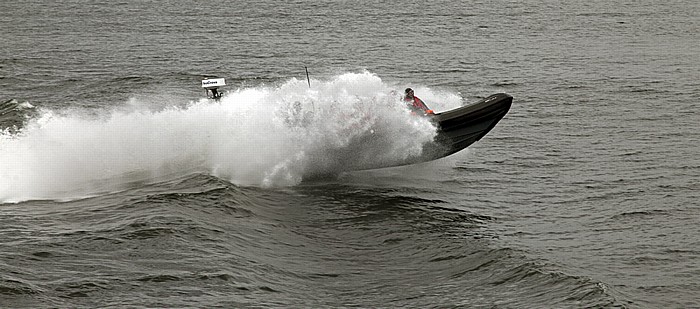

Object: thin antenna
[305,66,311,88]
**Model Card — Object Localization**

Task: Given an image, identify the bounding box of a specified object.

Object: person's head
[405,88,414,98]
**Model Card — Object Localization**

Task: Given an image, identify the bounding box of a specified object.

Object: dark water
[2,0,699,307]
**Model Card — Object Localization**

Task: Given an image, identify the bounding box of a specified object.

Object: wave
[0,72,464,203]
[0,99,36,133]
[0,172,631,307]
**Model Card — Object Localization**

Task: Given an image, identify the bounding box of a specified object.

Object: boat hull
[424,93,513,161]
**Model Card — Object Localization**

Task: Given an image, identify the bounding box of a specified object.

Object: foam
[0,72,463,202]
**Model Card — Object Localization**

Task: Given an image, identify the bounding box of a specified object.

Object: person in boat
[404,88,433,115]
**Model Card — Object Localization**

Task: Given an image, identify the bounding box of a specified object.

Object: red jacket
[405,96,432,114]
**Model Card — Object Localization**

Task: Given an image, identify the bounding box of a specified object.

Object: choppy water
[1,0,699,307]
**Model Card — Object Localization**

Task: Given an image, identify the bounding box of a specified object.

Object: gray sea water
[1,0,699,307]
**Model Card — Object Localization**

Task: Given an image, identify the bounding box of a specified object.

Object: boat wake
[0,72,464,202]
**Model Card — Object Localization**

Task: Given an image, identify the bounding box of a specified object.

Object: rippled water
[1,0,699,307]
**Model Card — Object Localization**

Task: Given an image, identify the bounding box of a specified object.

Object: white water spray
[0,72,463,202]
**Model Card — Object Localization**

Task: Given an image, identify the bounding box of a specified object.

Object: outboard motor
[202,78,226,100]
